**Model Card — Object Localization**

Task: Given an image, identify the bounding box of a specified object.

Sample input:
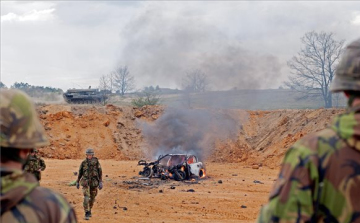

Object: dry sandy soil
[36,104,343,168]
[33,104,345,222]
[42,159,278,223]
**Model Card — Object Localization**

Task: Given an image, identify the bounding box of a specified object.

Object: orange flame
[200,169,206,178]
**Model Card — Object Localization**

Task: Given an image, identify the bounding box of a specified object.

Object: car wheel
[141,167,153,178]
[174,170,186,181]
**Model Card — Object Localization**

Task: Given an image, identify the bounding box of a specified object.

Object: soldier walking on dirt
[76,148,103,220]
[24,148,46,182]
[0,89,77,223]
[257,38,360,222]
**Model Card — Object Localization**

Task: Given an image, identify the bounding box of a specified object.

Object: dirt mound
[133,105,164,121]
[36,104,344,167]
[210,108,344,168]
[36,104,163,160]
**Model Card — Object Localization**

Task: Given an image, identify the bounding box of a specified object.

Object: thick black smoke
[140,108,240,160]
[119,7,282,90]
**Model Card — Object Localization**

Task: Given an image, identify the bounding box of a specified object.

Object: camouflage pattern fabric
[257,106,360,222]
[77,157,102,211]
[0,89,49,149]
[24,154,46,181]
[1,168,77,223]
[82,186,98,212]
[330,38,360,92]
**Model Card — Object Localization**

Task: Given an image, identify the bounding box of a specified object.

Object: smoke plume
[140,108,241,160]
[119,6,282,90]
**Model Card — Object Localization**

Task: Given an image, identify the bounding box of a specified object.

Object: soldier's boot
[84,211,90,220]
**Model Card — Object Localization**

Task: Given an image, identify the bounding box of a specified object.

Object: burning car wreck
[138,154,206,181]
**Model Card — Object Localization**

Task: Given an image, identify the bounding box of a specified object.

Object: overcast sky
[1,1,359,91]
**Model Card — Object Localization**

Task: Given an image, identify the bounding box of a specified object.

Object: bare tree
[107,73,114,93]
[113,66,135,96]
[98,74,112,104]
[182,69,208,92]
[285,31,345,108]
[99,75,110,90]
[181,90,193,109]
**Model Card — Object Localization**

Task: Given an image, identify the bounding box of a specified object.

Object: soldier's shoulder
[78,159,86,168]
[31,186,67,200]
[20,186,76,222]
[291,127,341,155]
[29,186,73,209]
[300,128,337,142]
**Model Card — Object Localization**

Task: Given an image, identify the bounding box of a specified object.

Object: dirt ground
[42,159,278,223]
[34,104,345,222]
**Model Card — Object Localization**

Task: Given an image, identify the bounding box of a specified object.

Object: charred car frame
[138,154,206,181]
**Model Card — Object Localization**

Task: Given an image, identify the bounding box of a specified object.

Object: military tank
[63,88,107,104]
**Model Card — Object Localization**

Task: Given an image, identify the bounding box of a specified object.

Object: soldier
[24,148,46,182]
[76,148,103,220]
[257,38,360,222]
[0,89,77,222]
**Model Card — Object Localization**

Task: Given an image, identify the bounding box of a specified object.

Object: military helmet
[0,89,49,149]
[33,148,38,153]
[330,38,360,92]
[85,148,94,155]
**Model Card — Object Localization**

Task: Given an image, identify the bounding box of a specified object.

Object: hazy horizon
[1,1,359,91]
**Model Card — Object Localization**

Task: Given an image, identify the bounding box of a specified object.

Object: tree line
[1,31,346,108]
[0,81,63,97]
[98,66,208,95]
[98,65,209,107]
[101,31,346,108]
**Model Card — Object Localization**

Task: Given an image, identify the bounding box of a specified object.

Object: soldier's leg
[82,186,91,212]
[89,187,98,210]
[34,172,41,181]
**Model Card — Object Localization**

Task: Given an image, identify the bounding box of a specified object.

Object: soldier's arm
[39,158,46,171]
[65,208,78,223]
[98,161,103,182]
[23,156,30,171]
[77,162,83,182]
[51,192,78,223]
[24,164,29,171]
[257,142,319,223]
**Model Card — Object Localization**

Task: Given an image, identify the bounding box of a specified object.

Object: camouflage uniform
[1,167,77,223]
[24,152,46,181]
[258,38,360,222]
[0,89,77,223]
[77,149,103,219]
